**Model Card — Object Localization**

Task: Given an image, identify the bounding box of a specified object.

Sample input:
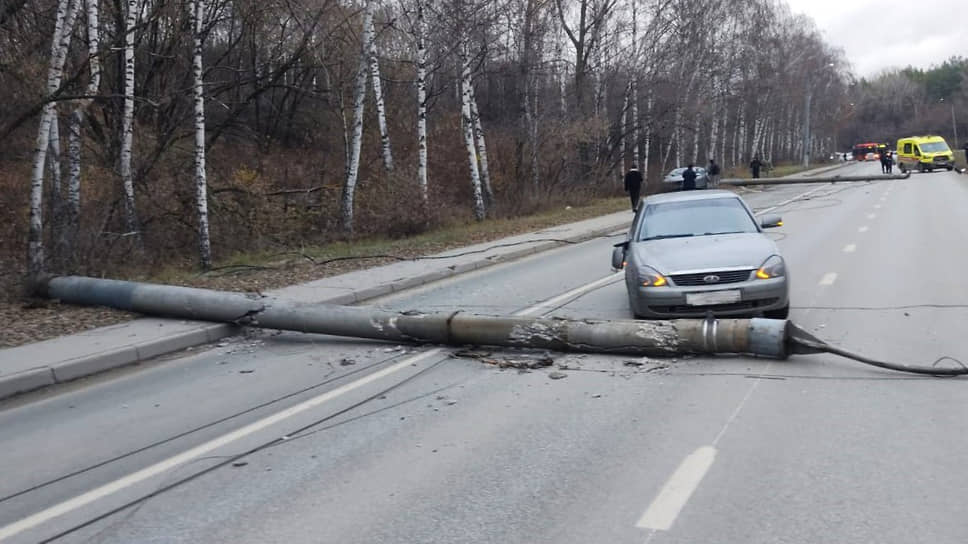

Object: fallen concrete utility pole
[720,172,910,186]
[36,275,789,359]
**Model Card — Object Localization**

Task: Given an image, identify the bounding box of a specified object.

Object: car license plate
[686,290,741,306]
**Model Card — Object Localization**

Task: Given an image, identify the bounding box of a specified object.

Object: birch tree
[415,0,429,204]
[459,42,486,220]
[27,0,80,278]
[366,8,393,172]
[190,0,212,269]
[340,0,375,233]
[119,0,140,239]
[468,84,494,208]
[61,0,102,263]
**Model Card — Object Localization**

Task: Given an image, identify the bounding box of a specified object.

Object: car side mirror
[760,214,783,229]
[611,242,628,270]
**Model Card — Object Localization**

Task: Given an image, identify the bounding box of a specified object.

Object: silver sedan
[612,190,789,319]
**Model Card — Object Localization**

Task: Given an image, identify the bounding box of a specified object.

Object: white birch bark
[366,11,393,172]
[619,81,629,176]
[340,0,374,232]
[643,92,652,181]
[415,0,428,204]
[459,44,486,221]
[529,76,540,188]
[468,85,494,208]
[630,0,639,167]
[28,0,80,277]
[190,0,211,269]
[48,119,63,206]
[632,79,640,167]
[120,0,139,236]
[691,113,700,165]
[61,0,102,262]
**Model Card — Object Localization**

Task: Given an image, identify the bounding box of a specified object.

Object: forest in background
[1,0,866,279]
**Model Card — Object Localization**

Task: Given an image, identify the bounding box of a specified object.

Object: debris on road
[548,371,568,380]
[452,349,554,369]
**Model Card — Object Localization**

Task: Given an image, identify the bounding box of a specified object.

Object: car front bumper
[628,277,789,318]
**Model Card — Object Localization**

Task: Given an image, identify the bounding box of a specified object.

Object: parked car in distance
[662,166,709,190]
[611,190,789,319]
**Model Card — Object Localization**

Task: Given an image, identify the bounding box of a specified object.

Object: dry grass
[0,197,628,348]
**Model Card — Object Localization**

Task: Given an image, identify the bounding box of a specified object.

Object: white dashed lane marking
[819,272,838,286]
[866,213,877,220]
[858,226,869,233]
[636,446,718,532]
[843,244,856,253]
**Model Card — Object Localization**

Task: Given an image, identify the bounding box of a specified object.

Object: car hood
[629,233,778,273]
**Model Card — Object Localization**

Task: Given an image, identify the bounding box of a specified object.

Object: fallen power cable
[34,275,967,376]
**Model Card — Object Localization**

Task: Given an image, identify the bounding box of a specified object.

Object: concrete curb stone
[0,217,630,400]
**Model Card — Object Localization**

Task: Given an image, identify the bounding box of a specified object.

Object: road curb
[0,220,629,401]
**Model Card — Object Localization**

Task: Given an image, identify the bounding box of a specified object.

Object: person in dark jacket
[624,164,643,210]
[682,164,698,191]
[707,159,721,187]
[750,157,762,179]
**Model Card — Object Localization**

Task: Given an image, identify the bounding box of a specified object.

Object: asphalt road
[3,161,968,544]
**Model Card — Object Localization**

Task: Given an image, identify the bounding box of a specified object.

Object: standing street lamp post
[941,98,958,146]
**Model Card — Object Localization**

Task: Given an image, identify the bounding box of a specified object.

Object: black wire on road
[0,351,419,505]
[787,322,968,377]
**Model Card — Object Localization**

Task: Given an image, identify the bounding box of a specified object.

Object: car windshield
[920,142,950,153]
[637,197,758,241]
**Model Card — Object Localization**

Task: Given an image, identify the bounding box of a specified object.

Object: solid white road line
[2,270,630,541]
[843,244,856,253]
[513,272,622,317]
[0,349,446,541]
[636,446,718,531]
[858,226,869,233]
[819,273,838,286]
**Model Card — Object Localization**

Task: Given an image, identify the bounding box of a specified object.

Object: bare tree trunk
[119,0,140,238]
[27,0,80,278]
[190,0,211,269]
[630,0,639,167]
[340,0,374,233]
[459,43,486,221]
[619,81,629,175]
[366,11,393,172]
[468,85,494,208]
[415,0,428,205]
[691,113,700,165]
[643,92,652,182]
[62,0,102,266]
[48,119,63,218]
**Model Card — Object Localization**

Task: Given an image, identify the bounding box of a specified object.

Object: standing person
[750,157,762,179]
[707,159,721,188]
[885,151,893,173]
[880,151,890,173]
[682,164,698,191]
[624,164,643,211]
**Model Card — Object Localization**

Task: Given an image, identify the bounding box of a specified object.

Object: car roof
[642,190,741,205]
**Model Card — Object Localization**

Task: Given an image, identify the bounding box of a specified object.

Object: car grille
[933,156,948,163]
[669,269,753,286]
[648,298,779,315]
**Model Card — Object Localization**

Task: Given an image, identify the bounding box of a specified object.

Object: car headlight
[756,255,786,279]
[637,265,668,287]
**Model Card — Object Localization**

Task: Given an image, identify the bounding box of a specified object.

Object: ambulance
[895,135,955,173]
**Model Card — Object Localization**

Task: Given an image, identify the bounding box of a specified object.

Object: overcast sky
[784,0,968,78]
